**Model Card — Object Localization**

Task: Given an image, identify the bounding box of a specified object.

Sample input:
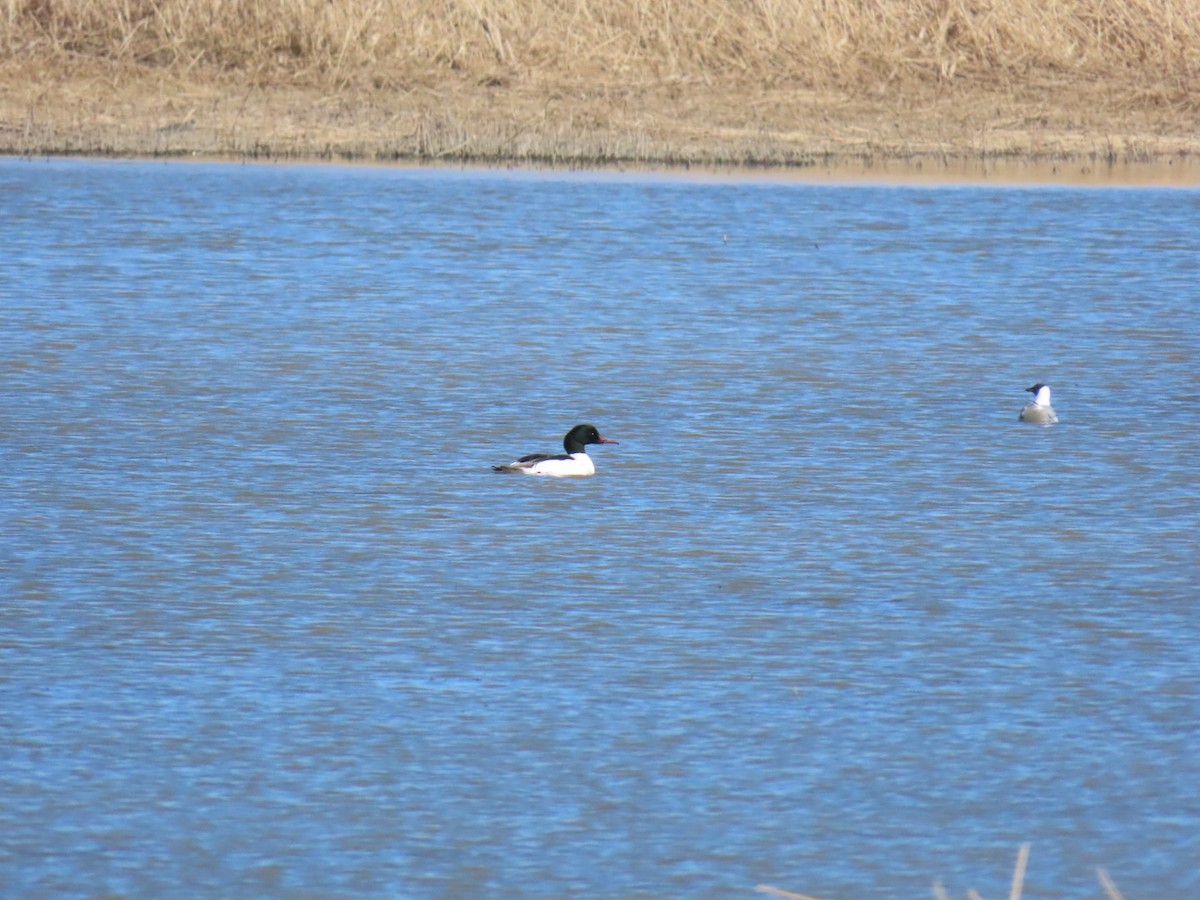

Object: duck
[492,424,618,477]
[1019,383,1059,425]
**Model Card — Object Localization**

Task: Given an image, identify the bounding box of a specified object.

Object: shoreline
[10,139,1200,189]
[5,74,1200,187]
[5,0,1199,185]
[11,151,1200,190]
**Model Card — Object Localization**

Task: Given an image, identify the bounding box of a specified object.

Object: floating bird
[1019,383,1059,425]
[492,424,618,477]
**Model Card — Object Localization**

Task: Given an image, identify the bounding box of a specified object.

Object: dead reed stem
[1009,842,1030,900]
[755,884,825,900]
[1097,867,1125,900]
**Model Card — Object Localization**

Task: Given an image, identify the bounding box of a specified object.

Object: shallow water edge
[8,149,1200,188]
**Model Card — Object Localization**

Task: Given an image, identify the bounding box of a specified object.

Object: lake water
[1,157,1197,900]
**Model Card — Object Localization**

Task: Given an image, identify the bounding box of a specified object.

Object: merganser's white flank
[492,424,618,477]
[1019,383,1059,425]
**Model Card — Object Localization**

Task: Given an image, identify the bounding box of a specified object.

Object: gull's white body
[1019,383,1058,425]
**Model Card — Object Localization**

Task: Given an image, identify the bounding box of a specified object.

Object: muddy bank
[4,69,1200,183]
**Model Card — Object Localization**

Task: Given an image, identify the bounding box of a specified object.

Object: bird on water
[492,424,618,477]
[1019,383,1058,425]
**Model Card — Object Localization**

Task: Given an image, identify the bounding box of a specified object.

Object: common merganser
[492,424,618,477]
[1019,383,1059,425]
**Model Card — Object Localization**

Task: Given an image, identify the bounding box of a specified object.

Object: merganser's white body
[493,424,618,477]
[1019,383,1058,425]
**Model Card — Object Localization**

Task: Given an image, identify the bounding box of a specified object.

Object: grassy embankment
[2,0,1199,175]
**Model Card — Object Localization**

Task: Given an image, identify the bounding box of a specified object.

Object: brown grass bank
[3,0,1200,180]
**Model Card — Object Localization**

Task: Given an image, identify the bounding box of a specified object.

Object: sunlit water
[1,158,1197,899]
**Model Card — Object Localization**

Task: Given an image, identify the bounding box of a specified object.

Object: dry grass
[5,0,1198,95]
[2,0,1199,170]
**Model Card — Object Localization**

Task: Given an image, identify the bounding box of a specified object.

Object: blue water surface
[1,157,1197,899]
